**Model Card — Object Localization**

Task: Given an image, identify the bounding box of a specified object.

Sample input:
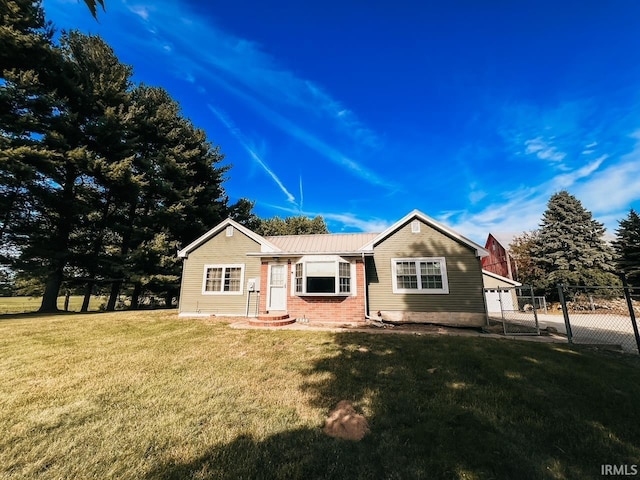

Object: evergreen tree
[1,3,258,310]
[254,215,330,236]
[0,0,57,262]
[60,31,136,311]
[13,31,135,312]
[105,85,230,309]
[0,1,84,311]
[531,191,618,295]
[0,0,54,73]
[228,198,261,231]
[613,209,640,287]
[82,0,105,19]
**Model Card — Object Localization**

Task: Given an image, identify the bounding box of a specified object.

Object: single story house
[177,210,490,326]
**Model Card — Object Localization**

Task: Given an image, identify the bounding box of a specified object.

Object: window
[294,259,353,295]
[339,262,351,293]
[295,263,303,293]
[225,225,234,237]
[411,220,421,233]
[203,264,244,294]
[306,261,335,293]
[391,257,448,294]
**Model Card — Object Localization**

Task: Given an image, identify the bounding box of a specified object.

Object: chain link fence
[556,283,640,354]
[485,285,540,335]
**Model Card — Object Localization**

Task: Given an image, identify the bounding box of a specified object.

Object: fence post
[528,285,540,335]
[621,274,640,354]
[557,283,573,344]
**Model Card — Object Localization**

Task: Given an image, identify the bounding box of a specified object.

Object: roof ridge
[265,232,379,238]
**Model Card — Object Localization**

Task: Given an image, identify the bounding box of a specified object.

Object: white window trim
[391,257,449,294]
[202,264,245,295]
[292,255,356,296]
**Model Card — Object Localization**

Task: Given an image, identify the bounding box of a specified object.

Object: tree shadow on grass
[145,332,640,480]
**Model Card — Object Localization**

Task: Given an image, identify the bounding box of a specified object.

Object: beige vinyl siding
[482,273,519,289]
[367,219,485,314]
[179,230,261,315]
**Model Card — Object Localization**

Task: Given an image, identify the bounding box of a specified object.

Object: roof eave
[177,218,281,258]
[361,209,489,257]
[482,269,522,286]
[246,250,375,257]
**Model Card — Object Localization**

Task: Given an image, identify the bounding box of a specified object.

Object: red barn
[481,233,517,281]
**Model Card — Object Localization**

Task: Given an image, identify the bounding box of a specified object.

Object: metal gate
[485,285,540,335]
[557,283,640,354]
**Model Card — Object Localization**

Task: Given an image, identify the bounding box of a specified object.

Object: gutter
[246,251,375,257]
[362,252,384,324]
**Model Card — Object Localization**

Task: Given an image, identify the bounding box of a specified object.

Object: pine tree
[613,209,640,287]
[531,191,618,295]
[82,0,105,19]
[0,0,57,261]
[17,31,137,312]
[0,1,82,311]
[229,198,261,231]
[104,85,231,309]
[2,3,257,310]
[254,215,330,236]
[60,31,136,311]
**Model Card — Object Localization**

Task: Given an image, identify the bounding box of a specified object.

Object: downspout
[479,255,490,326]
[362,252,381,322]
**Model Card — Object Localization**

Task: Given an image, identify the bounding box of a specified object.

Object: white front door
[268,264,287,311]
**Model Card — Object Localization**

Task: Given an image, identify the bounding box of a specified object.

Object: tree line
[509,190,640,296]
[0,0,328,311]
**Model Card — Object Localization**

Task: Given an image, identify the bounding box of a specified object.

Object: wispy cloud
[207,105,296,205]
[119,0,384,175]
[463,93,640,241]
[468,182,487,205]
[127,4,150,20]
[573,132,640,214]
[299,176,304,212]
[552,155,607,189]
[201,71,394,188]
[445,138,638,243]
[320,212,391,233]
[303,81,380,148]
[441,187,548,243]
[524,136,566,162]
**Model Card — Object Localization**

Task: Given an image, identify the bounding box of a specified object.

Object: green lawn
[0,296,108,314]
[1,311,639,479]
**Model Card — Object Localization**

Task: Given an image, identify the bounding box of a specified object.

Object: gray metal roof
[265,233,379,254]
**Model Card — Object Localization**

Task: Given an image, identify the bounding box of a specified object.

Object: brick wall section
[260,259,366,324]
[259,261,268,314]
[288,260,365,323]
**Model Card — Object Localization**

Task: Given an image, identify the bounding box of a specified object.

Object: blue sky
[43,0,640,244]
